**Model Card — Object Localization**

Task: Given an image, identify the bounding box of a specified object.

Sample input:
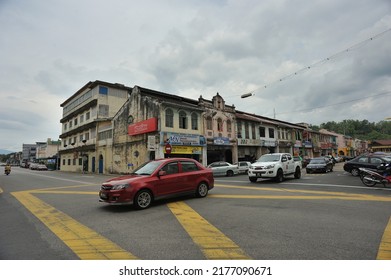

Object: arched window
[206,116,212,130]
[179,111,187,129]
[191,113,198,130]
[165,108,173,128]
[217,118,223,132]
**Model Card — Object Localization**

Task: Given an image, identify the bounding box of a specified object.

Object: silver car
[207,161,239,177]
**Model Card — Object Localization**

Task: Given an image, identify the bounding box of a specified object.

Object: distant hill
[0,149,14,155]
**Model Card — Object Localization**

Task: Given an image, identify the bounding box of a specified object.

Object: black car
[306,157,333,173]
[341,155,354,162]
[343,154,391,176]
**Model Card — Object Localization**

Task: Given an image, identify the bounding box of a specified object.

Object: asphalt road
[1,163,390,260]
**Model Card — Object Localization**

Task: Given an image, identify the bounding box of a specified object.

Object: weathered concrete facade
[59,80,131,173]
[59,80,354,174]
[112,86,207,174]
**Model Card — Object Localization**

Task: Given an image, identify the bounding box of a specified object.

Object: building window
[74,118,78,126]
[80,115,84,124]
[64,123,67,131]
[269,128,275,138]
[63,159,66,165]
[206,116,212,130]
[79,134,84,142]
[217,118,223,132]
[191,113,198,130]
[252,123,256,139]
[86,112,90,120]
[69,120,72,128]
[245,123,249,139]
[98,130,113,140]
[259,126,265,137]
[237,121,242,138]
[165,109,174,128]
[179,111,187,129]
[99,86,108,95]
[68,159,71,165]
[227,120,232,132]
[85,132,90,140]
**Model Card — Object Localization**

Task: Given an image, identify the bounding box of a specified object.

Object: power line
[274,90,391,116]
[243,27,391,96]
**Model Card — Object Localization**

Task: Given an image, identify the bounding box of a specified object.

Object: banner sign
[128,118,158,136]
[213,137,230,145]
[171,146,202,154]
[161,132,206,146]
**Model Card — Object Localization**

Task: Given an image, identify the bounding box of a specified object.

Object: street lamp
[241,92,253,99]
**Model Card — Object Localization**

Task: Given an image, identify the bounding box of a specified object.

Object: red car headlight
[111,183,130,190]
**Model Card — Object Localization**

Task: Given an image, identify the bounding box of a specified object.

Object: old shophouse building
[59,80,131,173]
[199,93,237,164]
[58,80,351,174]
[110,86,206,174]
[236,111,308,161]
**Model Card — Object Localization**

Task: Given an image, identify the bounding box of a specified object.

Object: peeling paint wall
[112,87,161,173]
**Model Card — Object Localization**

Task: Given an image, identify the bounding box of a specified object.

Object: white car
[207,161,239,177]
[234,161,251,174]
[248,153,302,182]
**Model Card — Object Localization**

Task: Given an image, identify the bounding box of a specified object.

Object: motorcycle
[359,162,391,187]
[4,168,11,175]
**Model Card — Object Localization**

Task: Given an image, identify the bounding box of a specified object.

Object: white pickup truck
[248,153,302,183]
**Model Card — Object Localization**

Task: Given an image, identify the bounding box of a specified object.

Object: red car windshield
[131,161,162,175]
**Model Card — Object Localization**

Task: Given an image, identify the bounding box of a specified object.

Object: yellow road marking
[11,183,391,260]
[377,217,391,260]
[32,190,97,195]
[30,184,97,192]
[215,184,378,197]
[11,191,138,260]
[167,201,251,260]
[209,194,391,202]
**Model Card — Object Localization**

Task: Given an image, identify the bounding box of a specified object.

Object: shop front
[262,140,278,154]
[206,137,237,164]
[160,132,206,164]
[237,138,262,162]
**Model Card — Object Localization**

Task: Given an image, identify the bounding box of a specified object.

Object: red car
[99,158,214,209]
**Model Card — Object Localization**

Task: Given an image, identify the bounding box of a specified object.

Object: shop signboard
[128,118,158,136]
[213,137,230,145]
[160,132,206,146]
[171,146,202,154]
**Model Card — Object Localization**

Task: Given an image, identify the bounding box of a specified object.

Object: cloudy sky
[1,0,390,152]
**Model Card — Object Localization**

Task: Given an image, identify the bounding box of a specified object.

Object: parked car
[207,161,239,176]
[306,157,334,173]
[29,163,39,170]
[37,164,48,171]
[302,157,311,168]
[343,154,391,176]
[341,155,355,162]
[234,161,251,174]
[99,158,214,209]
